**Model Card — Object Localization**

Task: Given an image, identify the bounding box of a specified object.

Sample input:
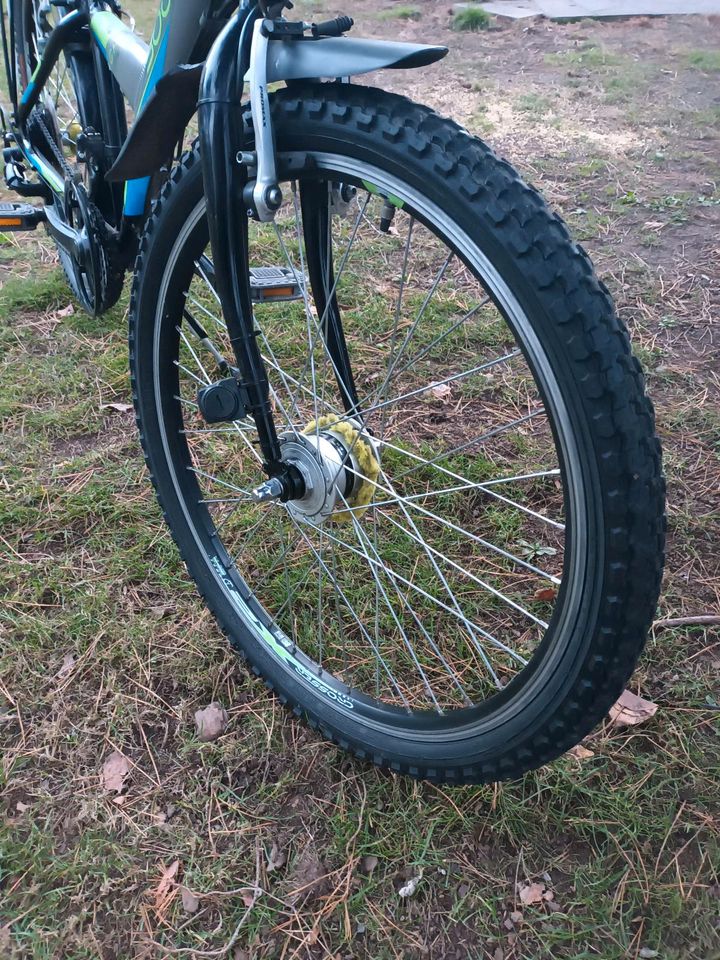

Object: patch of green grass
[516,92,552,116]
[545,43,622,69]
[684,49,720,71]
[379,4,421,20]
[452,5,492,32]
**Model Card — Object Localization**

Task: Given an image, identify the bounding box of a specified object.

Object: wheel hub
[280,418,380,524]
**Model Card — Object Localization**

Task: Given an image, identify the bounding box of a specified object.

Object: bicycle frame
[2,0,446,483]
[9,0,214,216]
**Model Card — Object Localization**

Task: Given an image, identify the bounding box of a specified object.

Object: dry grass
[1,6,719,960]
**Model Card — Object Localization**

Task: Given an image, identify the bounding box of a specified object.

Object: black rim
[144,156,599,736]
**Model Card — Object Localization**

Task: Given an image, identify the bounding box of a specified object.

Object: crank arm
[44,202,82,259]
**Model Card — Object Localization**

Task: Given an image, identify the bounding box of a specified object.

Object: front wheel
[130,84,664,783]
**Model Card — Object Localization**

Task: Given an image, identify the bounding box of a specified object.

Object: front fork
[198,7,293,492]
[198,6,358,497]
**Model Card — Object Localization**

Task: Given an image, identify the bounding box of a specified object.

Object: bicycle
[1,0,665,783]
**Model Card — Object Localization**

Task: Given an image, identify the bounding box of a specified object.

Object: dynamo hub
[253,418,380,524]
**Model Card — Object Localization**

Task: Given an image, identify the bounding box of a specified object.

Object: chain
[28,105,74,180]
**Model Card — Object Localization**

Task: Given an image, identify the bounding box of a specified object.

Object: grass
[379,4,421,21]
[684,49,720,71]
[545,42,623,68]
[452,6,492,32]
[2,6,720,960]
[515,92,553,116]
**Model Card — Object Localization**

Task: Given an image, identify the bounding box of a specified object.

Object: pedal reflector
[0,202,45,231]
[249,266,304,303]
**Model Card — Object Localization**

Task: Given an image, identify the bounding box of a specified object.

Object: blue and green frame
[11,0,218,217]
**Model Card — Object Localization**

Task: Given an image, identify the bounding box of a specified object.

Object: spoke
[363,437,564,530]
[339,473,560,520]
[258,333,304,423]
[199,497,255,504]
[324,501,443,711]
[187,465,256,498]
[195,258,222,307]
[178,325,212,383]
[288,188,320,430]
[328,532,349,682]
[371,470,504,689]
[251,520,304,603]
[332,350,521,427]
[334,457,560,583]
[272,191,371,414]
[339,487,478,703]
[296,517,528,665]
[366,247,453,412]
[373,216,415,421]
[316,523,325,669]
[186,293,226,329]
[379,509,548,630]
[175,360,207,388]
[393,297,491,377]
[481,469,561,487]
[288,516,411,708]
[392,408,546,483]
[182,427,255,435]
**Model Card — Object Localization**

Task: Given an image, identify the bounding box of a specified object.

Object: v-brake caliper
[198,7,365,516]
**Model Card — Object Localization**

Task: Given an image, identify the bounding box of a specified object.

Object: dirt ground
[1,3,718,959]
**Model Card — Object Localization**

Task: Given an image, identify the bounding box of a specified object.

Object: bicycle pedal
[249,266,304,303]
[0,202,46,231]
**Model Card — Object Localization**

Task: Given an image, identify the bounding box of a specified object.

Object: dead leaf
[56,304,75,318]
[533,587,557,602]
[180,886,199,914]
[102,751,130,793]
[518,881,545,905]
[609,689,658,727]
[194,702,228,742]
[240,888,258,908]
[518,880,555,906]
[427,382,452,402]
[56,654,75,678]
[360,854,379,875]
[267,842,286,873]
[101,402,133,413]
[150,604,173,619]
[153,859,180,919]
[288,848,329,904]
[398,869,423,898]
[16,801,29,813]
[568,743,595,760]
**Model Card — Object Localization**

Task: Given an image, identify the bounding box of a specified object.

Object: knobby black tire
[130,83,665,784]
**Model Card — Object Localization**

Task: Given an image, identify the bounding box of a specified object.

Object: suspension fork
[198,7,300,495]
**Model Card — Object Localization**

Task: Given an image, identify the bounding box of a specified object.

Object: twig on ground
[653,615,720,630]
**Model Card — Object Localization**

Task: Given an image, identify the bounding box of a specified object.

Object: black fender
[106,63,202,182]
